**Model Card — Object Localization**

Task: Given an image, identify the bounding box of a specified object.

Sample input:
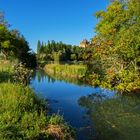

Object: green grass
[0,83,45,139]
[44,64,87,78]
[0,83,73,140]
[0,60,14,72]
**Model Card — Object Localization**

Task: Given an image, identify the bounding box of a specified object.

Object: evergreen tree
[37,40,41,54]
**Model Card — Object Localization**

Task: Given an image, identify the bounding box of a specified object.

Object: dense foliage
[0,12,36,68]
[85,0,140,93]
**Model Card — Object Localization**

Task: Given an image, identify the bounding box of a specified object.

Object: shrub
[13,63,33,86]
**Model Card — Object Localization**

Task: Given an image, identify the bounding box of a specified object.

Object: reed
[44,64,87,78]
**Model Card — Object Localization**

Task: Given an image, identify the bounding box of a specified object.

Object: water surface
[30,70,140,140]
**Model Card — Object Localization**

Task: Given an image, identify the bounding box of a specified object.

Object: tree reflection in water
[34,69,86,86]
[78,93,140,140]
[32,70,56,83]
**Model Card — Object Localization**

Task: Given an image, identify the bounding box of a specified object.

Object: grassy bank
[0,83,73,140]
[44,64,87,79]
[0,61,74,140]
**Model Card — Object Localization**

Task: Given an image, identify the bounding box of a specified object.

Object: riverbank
[44,64,87,79]
[0,61,74,140]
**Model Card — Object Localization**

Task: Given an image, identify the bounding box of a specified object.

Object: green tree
[37,40,41,54]
[0,12,36,67]
[86,0,140,93]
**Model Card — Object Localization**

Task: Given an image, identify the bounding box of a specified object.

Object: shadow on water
[78,93,140,140]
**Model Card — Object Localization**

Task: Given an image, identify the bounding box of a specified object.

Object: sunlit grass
[0,83,74,139]
[0,60,14,83]
[0,60,13,72]
[44,64,87,78]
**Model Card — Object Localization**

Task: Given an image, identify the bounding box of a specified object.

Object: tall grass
[44,64,87,78]
[0,60,14,83]
[0,60,14,72]
[0,83,74,139]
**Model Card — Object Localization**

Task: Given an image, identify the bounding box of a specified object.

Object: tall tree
[37,40,41,54]
[86,0,140,93]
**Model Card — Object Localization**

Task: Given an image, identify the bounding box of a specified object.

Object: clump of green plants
[13,63,33,86]
[0,83,74,140]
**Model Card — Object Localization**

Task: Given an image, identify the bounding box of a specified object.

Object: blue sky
[0,0,109,52]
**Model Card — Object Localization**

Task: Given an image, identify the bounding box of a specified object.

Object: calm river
[30,70,140,140]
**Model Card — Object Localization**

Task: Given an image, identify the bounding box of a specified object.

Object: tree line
[36,40,92,64]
